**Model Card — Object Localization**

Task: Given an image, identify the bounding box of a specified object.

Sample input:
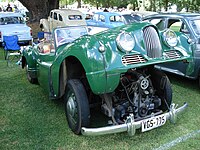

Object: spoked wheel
[149,68,172,111]
[64,79,90,134]
[25,64,37,84]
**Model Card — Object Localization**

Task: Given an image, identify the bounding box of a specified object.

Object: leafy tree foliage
[18,0,199,22]
[18,0,59,22]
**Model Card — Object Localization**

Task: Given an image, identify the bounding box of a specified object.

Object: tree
[18,0,59,22]
[18,0,200,23]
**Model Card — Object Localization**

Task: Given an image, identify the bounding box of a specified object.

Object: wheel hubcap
[66,93,78,125]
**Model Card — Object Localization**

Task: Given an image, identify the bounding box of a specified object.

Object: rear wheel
[40,24,44,31]
[64,79,90,134]
[26,64,37,84]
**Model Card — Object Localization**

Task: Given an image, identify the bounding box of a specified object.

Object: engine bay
[101,68,170,125]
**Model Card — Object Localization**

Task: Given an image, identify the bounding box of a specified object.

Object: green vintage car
[22,23,189,136]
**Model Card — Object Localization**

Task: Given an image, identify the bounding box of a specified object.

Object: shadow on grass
[165,72,199,91]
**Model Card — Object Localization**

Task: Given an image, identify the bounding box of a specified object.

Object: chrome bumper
[81,103,188,136]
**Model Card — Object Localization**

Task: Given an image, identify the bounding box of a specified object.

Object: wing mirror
[187,38,194,44]
[187,38,200,44]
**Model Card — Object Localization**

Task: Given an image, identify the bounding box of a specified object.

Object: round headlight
[116,32,135,52]
[163,29,178,47]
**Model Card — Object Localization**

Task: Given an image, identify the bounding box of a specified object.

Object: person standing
[6,4,13,12]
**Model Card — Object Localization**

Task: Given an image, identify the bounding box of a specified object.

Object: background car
[120,13,142,23]
[22,23,188,136]
[0,12,32,45]
[86,12,139,28]
[86,12,124,28]
[40,9,86,32]
[143,13,200,87]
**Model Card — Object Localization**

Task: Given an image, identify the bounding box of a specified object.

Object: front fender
[50,37,107,97]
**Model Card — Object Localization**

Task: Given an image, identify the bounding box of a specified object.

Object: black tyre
[198,76,200,89]
[39,24,44,31]
[64,79,90,134]
[26,64,37,84]
[159,76,172,111]
[150,69,172,111]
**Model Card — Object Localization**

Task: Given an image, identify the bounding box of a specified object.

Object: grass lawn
[0,48,199,150]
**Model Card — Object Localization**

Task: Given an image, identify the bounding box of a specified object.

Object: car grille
[143,26,162,58]
[165,50,181,59]
[122,54,147,65]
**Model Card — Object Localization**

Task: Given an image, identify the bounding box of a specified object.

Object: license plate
[141,114,166,132]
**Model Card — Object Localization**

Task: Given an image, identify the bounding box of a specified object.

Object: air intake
[165,50,181,59]
[122,54,147,65]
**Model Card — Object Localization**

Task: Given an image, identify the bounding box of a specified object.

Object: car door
[97,14,106,27]
[87,14,98,26]
[35,34,55,92]
[57,13,64,27]
[52,12,58,30]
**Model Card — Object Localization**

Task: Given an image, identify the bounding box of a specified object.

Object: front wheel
[150,69,172,111]
[64,79,90,134]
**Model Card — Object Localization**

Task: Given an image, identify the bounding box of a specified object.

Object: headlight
[163,29,178,47]
[116,32,135,53]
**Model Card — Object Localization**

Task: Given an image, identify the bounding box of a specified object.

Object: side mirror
[187,38,194,44]
[188,38,200,44]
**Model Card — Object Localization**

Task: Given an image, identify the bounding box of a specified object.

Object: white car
[40,9,86,32]
[0,12,32,44]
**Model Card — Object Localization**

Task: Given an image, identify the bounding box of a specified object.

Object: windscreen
[55,26,88,47]
[0,16,25,25]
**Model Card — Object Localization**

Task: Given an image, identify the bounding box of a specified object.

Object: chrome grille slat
[143,26,162,58]
[122,54,147,65]
[165,50,181,59]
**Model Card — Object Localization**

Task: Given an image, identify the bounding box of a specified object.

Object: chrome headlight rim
[116,32,135,53]
[163,29,178,47]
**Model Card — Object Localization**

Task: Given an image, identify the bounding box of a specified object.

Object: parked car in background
[86,12,139,28]
[22,23,189,136]
[40,9,86,32]
[120,12,142,23]
[0,12,32,45]
[135,11,158,18]
[143,13,200,87]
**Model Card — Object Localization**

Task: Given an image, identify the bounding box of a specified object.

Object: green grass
[0,48,200,150]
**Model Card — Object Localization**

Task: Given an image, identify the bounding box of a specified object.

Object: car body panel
[23,23,189,98]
